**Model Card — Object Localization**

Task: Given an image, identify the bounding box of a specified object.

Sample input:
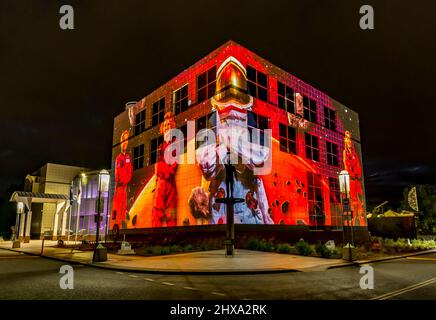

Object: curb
[0,246,301,275]
[327,249,436,270]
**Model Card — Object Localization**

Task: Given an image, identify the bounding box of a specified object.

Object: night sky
[1,0,435,208]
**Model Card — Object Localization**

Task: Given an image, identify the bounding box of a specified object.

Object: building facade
[111,41,367,241]
[11,163,110,241]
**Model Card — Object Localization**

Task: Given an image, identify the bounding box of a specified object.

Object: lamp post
[339,170,354,262]
[93,169,110,262]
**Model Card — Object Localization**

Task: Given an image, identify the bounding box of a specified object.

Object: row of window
[132,112,339,170]
[133,65,338,136]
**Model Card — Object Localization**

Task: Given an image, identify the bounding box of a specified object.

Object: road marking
[406,257,436,261]
[116,272,124,275]
[211,292,226,296]
[0,256,38,259]
[371,277,436,300]
[145,278,155,282]
[162,282,175,286]
[183,286,198,291]
[128,274,138,278]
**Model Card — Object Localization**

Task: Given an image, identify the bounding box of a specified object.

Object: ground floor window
[307,172,325,229]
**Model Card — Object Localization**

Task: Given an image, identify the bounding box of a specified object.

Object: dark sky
[1,0,435,208]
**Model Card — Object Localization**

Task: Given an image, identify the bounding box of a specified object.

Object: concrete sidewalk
[0,240,345,274]
[1,241,434,274]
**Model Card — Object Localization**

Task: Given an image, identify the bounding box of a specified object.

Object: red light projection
[111,41,366,231]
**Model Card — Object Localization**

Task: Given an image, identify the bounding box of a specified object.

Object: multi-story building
[10,163,111,241]
[111,41,367,243]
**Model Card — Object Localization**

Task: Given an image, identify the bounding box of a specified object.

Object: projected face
[120,130,129,154]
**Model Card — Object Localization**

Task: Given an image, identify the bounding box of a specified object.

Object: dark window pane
[286,87,294,100]
[258,87,267,101]
[278,82,285,96]
[247,66,256,81]
[198,88,206,103]
[278,96,285,110]
[279,123,286,137]
[247,111,257,128]
[207,82,216,98]
[287,101,295,114]
[257,71,267,87]
[280,138,287,152]
[181,85,188,97]
[197,73,207,88]
[248,82,257,97]
[207,66,216,81]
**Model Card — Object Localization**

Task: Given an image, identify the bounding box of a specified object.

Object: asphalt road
[0,248,435,300]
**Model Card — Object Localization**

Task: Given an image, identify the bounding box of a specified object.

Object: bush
[160,247,170,255]
[276,243,292,254]
[316,244,332,258]
[246,238,261,251]
[260,240,274,252]
[184,244,193,252]
[169,245,183,253]
[295,240,315,256]
[200,243,209,251]
[411,239,436,250]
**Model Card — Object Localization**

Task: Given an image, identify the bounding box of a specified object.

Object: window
[197,66,216,103]
[247,65,268,102]
[248,111,269,146]
[150,136,163,165]
[305,133,319,161]
[307,172,325,228]
[134,110,146,135]
[329,177,343,229]
[279,123,297,154]
[324,106,336,131]
[152,97,165,127]
[277,81,295,114]
[195,112,217,148]
[326,141,339,167]
[174,85,189,115]
[133,144,144,170]
[303,96,317,123]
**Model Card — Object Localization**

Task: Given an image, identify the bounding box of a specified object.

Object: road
[0,248,435,300]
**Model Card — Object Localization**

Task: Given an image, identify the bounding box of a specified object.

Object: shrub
[169,245,183,253]
[160,247,170,255]
[316,244,332,258]
[260,240,274,252]
[276,243,292,254]
[184,244,193,252]
[246,238,261,251]
[295,240,315,256]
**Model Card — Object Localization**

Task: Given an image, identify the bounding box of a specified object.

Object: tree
[0,184,23,239]
[400,185,436,234]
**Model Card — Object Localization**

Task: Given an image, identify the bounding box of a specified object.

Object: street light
[93,169,110,262]
[339,170,354,262]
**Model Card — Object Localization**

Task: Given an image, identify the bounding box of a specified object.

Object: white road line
[128,274,139,278]
[183,286,198,291]
[145,278,155,282]
[211,292,227,296]
[116,272,124,275]
[371,277,436,300]
[162,282,175,286]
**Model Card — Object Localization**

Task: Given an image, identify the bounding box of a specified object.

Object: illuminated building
[10,163,110,241]
[111,41,368,244]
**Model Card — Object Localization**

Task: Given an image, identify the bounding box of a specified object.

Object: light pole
[339,170,354,262]
[93,169,110,262]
